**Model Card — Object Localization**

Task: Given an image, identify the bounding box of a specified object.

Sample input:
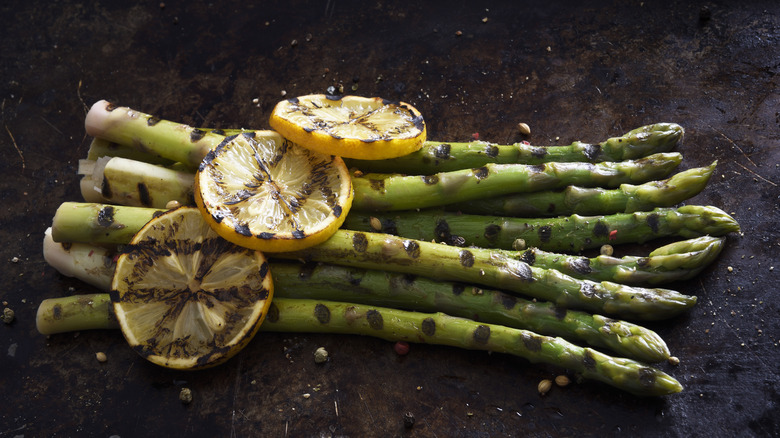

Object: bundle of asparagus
[38,100,740,396]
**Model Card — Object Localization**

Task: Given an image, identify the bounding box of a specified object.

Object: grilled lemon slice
[194,131,353,252]
[269,94,426,160]
[111,207,273,370]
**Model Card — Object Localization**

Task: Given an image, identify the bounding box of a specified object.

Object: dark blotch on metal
[483,224,501,243]
[484,145,499,158]
[521,333,543,352]
[97,206,116,227]
[647,213,660,233]
[569,257,592,275]
[538,225,552,242]
[403,240,421,258]
[352,233,368,252]
[582,350,597,369]
[147,116,161,126]
[473,325,491,344]
[190,128,206,142]
[366,309,383,330]
[519,249,536,265]
[582,143,601,161]
[422,175,439,185]
[137,183,152,207]
[593,221,609,237]
[452,284,465,296]
[459,249,475,267]
[473,166,489,180]
[314,303,331,324]
[433,143,451,159]
[421,317,436,336]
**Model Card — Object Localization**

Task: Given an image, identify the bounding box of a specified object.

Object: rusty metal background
[2,1,779,436]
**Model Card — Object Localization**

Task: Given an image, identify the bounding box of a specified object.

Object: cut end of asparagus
[36,294,118,335]
[85,100,113,138]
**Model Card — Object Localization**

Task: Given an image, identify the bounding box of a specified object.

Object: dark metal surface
[2,1,778,436]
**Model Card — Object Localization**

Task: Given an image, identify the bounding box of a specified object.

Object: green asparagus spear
[86,137,176,165]
[79,157,195,208]
[343,123,684,174]
[48,203,725,286]
[47,203,696,320]
[84,100,235,168]
[344,205,740,252]
[524,236,725,285]
[85,99,682,175]
[277,230,697,320]
[51,202,164,245]
[351,153,682,211]
[35,295,682,396]
[446,162,716,217]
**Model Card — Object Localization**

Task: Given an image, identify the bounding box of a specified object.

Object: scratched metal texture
[1,1,778,436]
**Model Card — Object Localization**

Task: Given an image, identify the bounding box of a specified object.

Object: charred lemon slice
[194,131,353,252]
[268,94,427,160]
[111,207,273,370]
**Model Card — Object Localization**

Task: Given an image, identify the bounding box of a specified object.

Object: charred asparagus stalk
[350,153,682,211]
[345,205,740,252]
[76,151,683,211]
[35,295,683,396]
[343,123,684,174]
[41,232,671,362]
[48,203,726,286]
[85,99,681,172]
[445,162,716,217]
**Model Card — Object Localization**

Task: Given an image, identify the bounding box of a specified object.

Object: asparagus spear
[48,204,725,286]
[277,230,696,320]
[85,99,682,174]
[84,100,230,169]
[76,151,682,212]
[343,123,684,174]
[35,295,682,396]
[344,205,740,252]
[47,203,696,320]
[41,231,671,362]
[351,153,683,211]
[445,162,716,217]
